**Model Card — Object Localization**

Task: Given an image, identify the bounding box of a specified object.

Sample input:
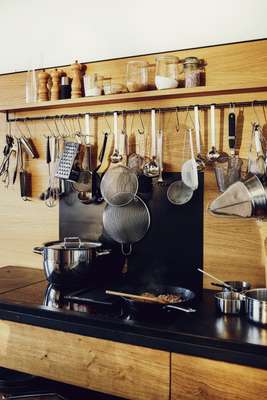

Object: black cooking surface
[0,265,267,371]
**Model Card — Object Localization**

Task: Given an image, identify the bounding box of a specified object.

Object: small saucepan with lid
[33,237,110,285]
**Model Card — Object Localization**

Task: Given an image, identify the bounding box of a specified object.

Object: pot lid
[44,237,102,250]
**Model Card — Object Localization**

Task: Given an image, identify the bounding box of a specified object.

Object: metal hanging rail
[5,99,267,123]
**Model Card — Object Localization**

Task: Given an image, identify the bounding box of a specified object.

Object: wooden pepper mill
[50,68,62,101]
[38,69,50,101]
[71,60,82,98]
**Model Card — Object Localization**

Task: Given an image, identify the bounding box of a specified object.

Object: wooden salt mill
[51,68,62,101]
[71,60,82,98]
[38,70,50,101]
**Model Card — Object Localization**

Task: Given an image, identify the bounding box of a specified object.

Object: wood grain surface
[0,40,266,288]
[0,320,170,400]
[171,353,267,400]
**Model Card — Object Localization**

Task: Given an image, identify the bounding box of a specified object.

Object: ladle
[206,105,228,163]
[194,105,206,169]
[143,109,160,178]
[110,112,123,164]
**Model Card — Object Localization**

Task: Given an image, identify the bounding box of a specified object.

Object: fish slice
[181,128,198,190]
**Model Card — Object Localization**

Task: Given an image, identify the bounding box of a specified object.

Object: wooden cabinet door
[171,353,267,400]
[0,320,170,400]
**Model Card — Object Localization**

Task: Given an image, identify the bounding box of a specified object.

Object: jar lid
[156,55,179,63]
[183,57,199,65]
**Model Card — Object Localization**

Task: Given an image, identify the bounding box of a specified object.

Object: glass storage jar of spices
[155,55,179,89]
[183,57,200,88]
[126,61,149,92]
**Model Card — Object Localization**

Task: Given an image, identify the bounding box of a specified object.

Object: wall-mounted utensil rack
[4,99,267,123]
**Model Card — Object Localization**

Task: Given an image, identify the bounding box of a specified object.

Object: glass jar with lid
[155,55,179,90]
[83,73,102,96]
[183,57,200,88]
[126,61,149,92]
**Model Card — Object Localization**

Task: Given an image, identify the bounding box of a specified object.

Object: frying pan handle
[165,305,196,313]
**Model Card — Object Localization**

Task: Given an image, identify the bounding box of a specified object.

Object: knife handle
[228,112,236,149]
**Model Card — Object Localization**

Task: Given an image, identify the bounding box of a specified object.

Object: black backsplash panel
[60,173,204,296]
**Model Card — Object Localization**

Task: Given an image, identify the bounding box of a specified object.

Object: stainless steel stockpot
[33,237,110,284]
[244,289,267,326]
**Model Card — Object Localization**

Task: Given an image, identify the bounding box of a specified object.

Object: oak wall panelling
[0,39,266,288]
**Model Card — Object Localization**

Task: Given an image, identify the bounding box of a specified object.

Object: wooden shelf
[0,84,267,114]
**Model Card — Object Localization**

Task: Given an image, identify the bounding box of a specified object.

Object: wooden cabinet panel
[0,320,170,400]
[171,353,267,400]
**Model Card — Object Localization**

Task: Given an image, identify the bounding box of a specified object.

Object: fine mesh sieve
[103,195,150,255]
[100,165,139,206]
[167,180,193,205]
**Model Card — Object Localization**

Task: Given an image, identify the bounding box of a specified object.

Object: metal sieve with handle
[100,114,139,207]
[103,194,150,255]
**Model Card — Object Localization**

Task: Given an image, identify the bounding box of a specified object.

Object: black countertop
[0,266,266,370]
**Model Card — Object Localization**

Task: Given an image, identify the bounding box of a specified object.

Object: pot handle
[96,249,111,257]
[33,247,44,255]
[165,305,197,313]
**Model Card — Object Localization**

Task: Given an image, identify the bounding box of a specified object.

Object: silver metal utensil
[197,268,237,291]
[206,105,228,163]
[181,128,198,191]
[110,112,122,164]
[157,129,164,183]
[103,195,150,256]
[193,105,205,169]
[167,180,193,205]
[143,109,160,178]
[100,119,139,207]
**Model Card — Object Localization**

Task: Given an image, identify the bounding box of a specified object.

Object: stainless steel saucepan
[243,289,267,326]
[33,237,110,284]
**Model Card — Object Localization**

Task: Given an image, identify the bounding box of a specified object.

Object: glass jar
[183,57,200,88]
[155,55,179,90]
[126,61,148,92]
[83,73,102,96]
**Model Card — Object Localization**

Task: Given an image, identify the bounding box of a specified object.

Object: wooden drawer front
[171,353,267,400]
[0,321,170,400]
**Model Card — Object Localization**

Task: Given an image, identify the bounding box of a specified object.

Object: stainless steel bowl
[223,281,251,292]
[244,288,267,326]
[215,291,244,315]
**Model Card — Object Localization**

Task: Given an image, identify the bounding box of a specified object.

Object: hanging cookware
[193,105,205,169]
[102,195,150,256]
[100,113,138,206]
[33,237,111,284]
[181,128,198,191]
[106,284,196,315]
[143,109,160,178]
